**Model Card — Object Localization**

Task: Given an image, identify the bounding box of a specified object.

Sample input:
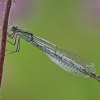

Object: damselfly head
[10,25,18,32]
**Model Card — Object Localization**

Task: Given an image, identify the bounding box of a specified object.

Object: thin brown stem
[0,0,12,87]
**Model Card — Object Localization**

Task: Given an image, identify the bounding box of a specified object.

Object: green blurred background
[0,0,100,100]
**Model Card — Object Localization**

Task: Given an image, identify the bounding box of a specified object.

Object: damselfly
[7,25,100,82]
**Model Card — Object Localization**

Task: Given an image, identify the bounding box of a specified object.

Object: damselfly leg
[5,32,20,55]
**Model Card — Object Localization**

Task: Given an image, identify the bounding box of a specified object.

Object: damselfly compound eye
[10,25,18,32]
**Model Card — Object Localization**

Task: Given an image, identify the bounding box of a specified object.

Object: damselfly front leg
[6,32,20,55]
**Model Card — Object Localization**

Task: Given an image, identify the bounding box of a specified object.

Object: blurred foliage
[0,0,100,100]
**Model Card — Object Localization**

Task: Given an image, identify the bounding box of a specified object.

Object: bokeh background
[0,0,100,100]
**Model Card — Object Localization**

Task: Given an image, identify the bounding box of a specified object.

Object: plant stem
[0,0,12,87]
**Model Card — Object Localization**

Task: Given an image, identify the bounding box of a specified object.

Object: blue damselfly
[7,25,100,82]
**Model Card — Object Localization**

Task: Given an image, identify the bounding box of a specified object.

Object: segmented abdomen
[32,36,96,78]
